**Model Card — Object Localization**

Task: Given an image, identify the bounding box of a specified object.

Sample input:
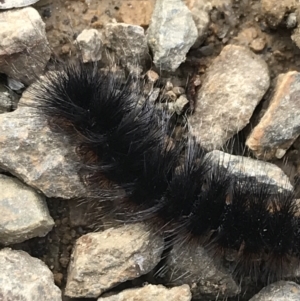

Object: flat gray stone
[0,174,54,245]
[205,150,294,193]
[0,248,62,301]
[65,223,164,298]
[97,284,192,301]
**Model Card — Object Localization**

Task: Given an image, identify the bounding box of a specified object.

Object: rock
[0,174,54,245]
[76,29,103,63]
[0,248,62,301]
[65,223,164,298]
[246,71,300,160]
[186,0,212,48]
[249,281,300,301]
[250,37,266,52]
[174,95,189,115]
[206,150,294,193]
[286,12,297,28]
[147,0,198,71]
[98,284,192,301]
[105,23,148,72]
[261,0,296,28]
[0,88,87,199]
[0,0,40,9]
[0,84,14,113]
[163,243,240,299]
[0,7,51,85]
[116,0,155,27]
[189,45,270,150]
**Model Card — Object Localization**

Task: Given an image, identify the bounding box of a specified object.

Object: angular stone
[249,281,300,301]
[0,0,40,9]
[186,0,212,48]
[65,223,164,298]
[147,0,198,71]
[0,174,54,245]
[0,88,87,199]
[189,45,270,150]
[206,150,294,193]
[76,29,103,63]
[98,284,192,301]
[246,71,300,160]
[164,243,240,299]
[0,248,62,301]
[105,23,148,72]
[0,7,51,85]
[261,0,296,28]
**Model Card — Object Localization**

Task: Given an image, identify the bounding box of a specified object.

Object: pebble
[65,223,164,298]
[0,248,62,301]
[261,0,297,28]
[0,7,51,85]
[249,281,300,301]
[164,242,240,299]
[76,29,103,63]
[0,0,40,9]
[0,174,54,245]
[186,0,212,48]
[246,71,300,160]
[105,23,148,72]
[250,37,266,52]
[147,0,198,71]
[206,150,294,193]
[189,45,270,150]
[98,284,192,301]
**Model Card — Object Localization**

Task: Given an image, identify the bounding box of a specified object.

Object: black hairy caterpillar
[26,61,300,293]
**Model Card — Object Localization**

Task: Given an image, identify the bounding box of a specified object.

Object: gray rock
[0,7,51,85]
[174,95,189,115]
[163,243,240,299]
[0,88,87,199]
[0,0,40,9]
[105,23,148,72]
[0,174,54,245]
[261,0,296,28]
[0,248,62,301]
[249,281,300,301]
[97,284,192,301]
[147,0,198,71]
[0,84,13,113]
[287,12,297,28]
[206,150,294,193]
[187,0,212,48]
[76,29,103,63]
[189,45,270,150]
[246,71,300,160]
[65,223,164,298]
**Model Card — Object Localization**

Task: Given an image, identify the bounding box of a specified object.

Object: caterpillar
[25,61,299,295]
